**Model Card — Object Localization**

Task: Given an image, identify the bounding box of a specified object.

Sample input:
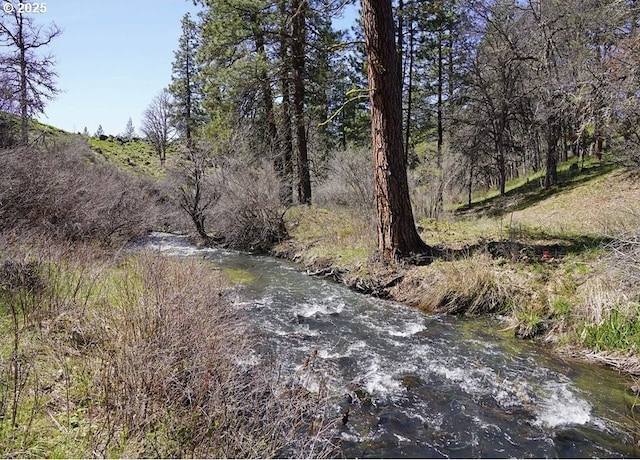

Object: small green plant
[514,307,545,339]
[582,305,640,352]
[551,297,572,317]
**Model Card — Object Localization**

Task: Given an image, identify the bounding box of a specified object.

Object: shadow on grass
[407,227,612,266]
[456,161,617,219]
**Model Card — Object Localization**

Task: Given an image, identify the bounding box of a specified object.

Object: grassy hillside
[87,136,178,178]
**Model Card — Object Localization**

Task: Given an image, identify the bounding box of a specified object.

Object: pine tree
[123,117,135,140]
[362,0,431,262]
[169,13,203,145]
[95,125,104,138]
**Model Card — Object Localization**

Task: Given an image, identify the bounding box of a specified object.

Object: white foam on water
[388,322,426,337]
[340,431,361,443]
[430,362,467,383]
[533,381,593,429]
[347,340,367,353]
[317,348,345,359]
[492,378,533,408]
[394,433,411,443]
[363,361,403,398]
[295,297,345,318]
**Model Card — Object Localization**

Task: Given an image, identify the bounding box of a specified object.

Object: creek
[142,232,639,458]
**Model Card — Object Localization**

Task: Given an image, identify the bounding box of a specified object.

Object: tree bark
[291,0,311,204]
[17,14,29,145]
[362,0,430,262]
[544,117,560,188]
[403,13,414,164]
[278,0,294,204]
[254,22,278,149]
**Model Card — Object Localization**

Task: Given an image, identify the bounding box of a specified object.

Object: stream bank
[271,237,640,381]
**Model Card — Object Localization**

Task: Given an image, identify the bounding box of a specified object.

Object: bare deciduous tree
[0,10,61,145]
[175,144,219,244]
[141,89,175,167]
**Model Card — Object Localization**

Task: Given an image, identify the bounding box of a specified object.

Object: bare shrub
[0,235,337,457]
[408,148,462,222]
[0,234,107,456]
[94,253,336,458]
[171,144,221,243]
[314,146,374,211]
[0,139,164,246]
[172,143,288,250]
[209,158,287,251]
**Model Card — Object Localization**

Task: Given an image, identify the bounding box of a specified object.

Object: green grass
[283,205,374,271]
[87,136,169,177]
[456,156,617,217]
[582,306,640,352]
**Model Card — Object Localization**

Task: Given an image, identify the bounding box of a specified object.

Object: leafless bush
[209,158,287,251]
[0,139,165,246]
[171,144,221,243]
[0,234,106,455]
[315,146,374,211]
[408,148,461,222]
[172,142,288,250]
[0,234,337,457]
[94,254,336,458]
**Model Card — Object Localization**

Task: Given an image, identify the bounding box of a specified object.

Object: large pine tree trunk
[253,22,279,153]
[362,0,430,262]
[278,0,294,205]
[291,0,311,205]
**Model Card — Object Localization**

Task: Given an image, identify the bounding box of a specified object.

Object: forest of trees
[148,0,640,259]
[2,0,640,258]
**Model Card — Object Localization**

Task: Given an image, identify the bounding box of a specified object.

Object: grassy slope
[87,136,174,178]
[277,159,640,375]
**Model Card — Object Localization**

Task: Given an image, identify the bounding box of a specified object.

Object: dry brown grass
[92,253,336,458]
[392,254,536,316]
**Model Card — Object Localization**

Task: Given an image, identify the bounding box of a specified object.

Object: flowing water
[142,232,639,458]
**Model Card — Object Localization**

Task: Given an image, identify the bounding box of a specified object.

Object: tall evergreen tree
[169,13,203,146]
[362,0,430,261]
[291,0,312,204]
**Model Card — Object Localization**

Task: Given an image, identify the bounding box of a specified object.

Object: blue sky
[33,0,356,136]
[35,0,201,136]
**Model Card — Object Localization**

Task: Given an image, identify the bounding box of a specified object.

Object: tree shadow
[407,226,612,266]
[456,162,617,219]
